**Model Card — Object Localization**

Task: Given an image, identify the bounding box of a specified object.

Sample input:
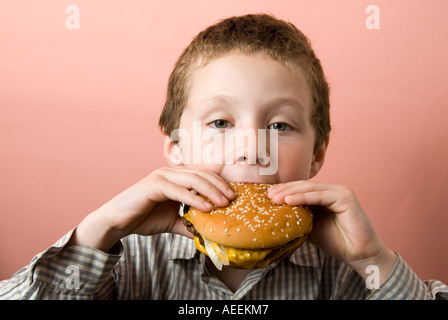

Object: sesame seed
[286,222,290,227]
[253,238,258,242]
[210,228,213,232]
[272,231,276,236]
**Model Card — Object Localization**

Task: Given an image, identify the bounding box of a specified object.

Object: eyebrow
[199,95,306,111]
[198,94,237,108]
[266,97,306,113]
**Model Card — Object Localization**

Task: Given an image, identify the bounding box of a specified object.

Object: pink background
[1,0,447,283]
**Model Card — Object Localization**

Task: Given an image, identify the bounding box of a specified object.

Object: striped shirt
[1,228,447,300]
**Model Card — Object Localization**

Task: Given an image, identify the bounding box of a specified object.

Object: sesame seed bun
[184,182,313,269]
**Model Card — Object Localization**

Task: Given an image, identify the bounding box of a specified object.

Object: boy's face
[166,52,327,184]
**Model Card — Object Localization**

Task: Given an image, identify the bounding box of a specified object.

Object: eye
[210,120,231,129]
[268,122,290,131]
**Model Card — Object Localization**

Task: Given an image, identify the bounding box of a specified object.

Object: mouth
[221,167,278,185]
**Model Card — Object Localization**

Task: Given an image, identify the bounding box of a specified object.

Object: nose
[232,128,271,167]
[236,154,270,166]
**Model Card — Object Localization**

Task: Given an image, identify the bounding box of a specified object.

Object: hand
[268,180,397,284]
[68,167,235,252]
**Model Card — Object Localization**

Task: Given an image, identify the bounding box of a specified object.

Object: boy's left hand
[267,180,397,286]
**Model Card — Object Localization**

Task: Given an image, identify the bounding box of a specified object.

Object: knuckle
[337,185,357,204]
[339,185,354,195]
[185,170,201,179]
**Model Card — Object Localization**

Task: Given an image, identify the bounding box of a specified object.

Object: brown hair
[159,13,330,151]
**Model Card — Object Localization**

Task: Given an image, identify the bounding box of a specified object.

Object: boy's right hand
[67,167,235,252]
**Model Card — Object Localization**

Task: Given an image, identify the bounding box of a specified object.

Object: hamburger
[183,182,313,270]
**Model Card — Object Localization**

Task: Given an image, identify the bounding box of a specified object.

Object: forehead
[185,52,313,114]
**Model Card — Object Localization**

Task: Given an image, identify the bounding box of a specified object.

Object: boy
[1,14,446,299]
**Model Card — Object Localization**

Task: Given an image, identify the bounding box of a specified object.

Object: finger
[268,180,338,203]
[153,179,214,212]
[163,169,234,207]
[186,169,235,200]
[284,190,333,206]
[270,180,339,194]
[283,190,346,215]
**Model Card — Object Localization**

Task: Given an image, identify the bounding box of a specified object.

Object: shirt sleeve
[0,228,123,300]
[367,254,448,300]
[334,254,448,300]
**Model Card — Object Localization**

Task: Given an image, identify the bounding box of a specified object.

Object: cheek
[178,131,227,175]
[277,143,314,179]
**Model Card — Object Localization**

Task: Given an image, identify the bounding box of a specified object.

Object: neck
[208,260,252,292]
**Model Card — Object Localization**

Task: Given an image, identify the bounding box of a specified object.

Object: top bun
[188,183,313,249]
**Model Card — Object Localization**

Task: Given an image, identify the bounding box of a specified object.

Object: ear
[309,135,330,178]
[164,136,184,167]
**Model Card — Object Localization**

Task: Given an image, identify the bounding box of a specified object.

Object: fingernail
[203,200,213,211]
[271,194,284,204]
[220,195,229,205]
[226,188,235,198]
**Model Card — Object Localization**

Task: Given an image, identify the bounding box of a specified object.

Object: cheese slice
[193,235,273,269]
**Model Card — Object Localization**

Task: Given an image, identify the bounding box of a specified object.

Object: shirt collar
[169,234,321,268]
[288,241,321,268]
[169,234,198,260]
